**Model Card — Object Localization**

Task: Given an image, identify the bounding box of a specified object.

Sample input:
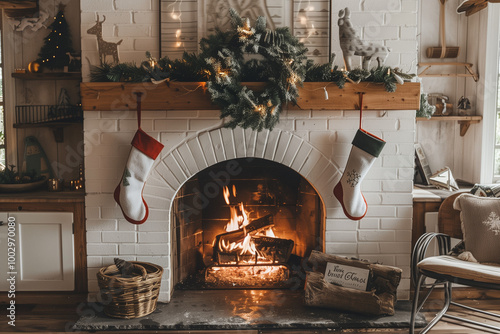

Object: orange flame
[223,186,250,233]
[219,185,278,262]
[265,228,276,238]
[223,186,230,205]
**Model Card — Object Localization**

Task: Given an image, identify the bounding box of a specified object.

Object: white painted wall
[478,5,500,183]
[416,0,493,183]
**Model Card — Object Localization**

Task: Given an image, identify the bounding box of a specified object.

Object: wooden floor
[1,292,500,333]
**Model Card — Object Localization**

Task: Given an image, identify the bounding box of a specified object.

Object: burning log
[216,214,274,241]
[253,236,294,263]
[213,214,274,261]
[212,214,295,265]
[216,236,294,265]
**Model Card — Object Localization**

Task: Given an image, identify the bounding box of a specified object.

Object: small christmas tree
[38,5,74,70]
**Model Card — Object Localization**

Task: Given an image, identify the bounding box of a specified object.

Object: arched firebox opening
[170,158,325,290]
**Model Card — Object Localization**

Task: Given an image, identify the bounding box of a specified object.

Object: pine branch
[417,93,436,118]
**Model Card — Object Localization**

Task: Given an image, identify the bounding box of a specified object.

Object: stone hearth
[73,290,427,331]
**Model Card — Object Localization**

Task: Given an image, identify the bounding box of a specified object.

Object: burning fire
[205,185,294,288]
[219,185,276,259]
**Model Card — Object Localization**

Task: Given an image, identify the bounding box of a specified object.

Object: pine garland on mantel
[89,9,414,130]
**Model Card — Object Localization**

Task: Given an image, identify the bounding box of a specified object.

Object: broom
[426,0,460,58]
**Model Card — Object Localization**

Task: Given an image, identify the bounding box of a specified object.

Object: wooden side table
[412,188,443,251]
[412,186,471,251]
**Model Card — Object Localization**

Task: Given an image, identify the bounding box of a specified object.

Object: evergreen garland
[90,53,414,89]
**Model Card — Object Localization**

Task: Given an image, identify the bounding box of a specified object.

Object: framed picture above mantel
[159,0,331,64]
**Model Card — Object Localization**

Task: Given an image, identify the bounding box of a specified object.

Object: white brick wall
[81,0,418,81]
[81,0,417,302]
[81,0,159,79]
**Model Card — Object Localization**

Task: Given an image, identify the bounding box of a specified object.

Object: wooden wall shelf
[12,72,82,80]
[81,82,421,111]
[0,0,36,9]
[416,115,482,136]
[418,62,479,82]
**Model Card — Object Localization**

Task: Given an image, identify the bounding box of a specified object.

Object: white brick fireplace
[84,108,415,302]
[81,0,418,302]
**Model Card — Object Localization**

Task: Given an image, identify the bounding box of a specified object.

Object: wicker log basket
[96,258,163,319]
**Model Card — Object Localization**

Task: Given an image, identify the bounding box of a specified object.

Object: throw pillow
[454,193,500,264]
[470,184,500,197]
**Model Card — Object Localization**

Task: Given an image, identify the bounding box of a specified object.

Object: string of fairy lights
[38,8,74,70]
[41,13,64,64]
[166,0,184,49]
[296,0,318,45]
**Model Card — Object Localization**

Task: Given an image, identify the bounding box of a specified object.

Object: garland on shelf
[89,9,415,130]
[417,93,436,119]
[90,51,208,83]
[304,56,414,93]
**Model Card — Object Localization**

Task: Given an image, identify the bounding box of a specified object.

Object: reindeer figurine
[338,7,390,71]
[87,14,123,65]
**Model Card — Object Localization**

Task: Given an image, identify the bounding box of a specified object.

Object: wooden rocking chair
[410,192,500,333]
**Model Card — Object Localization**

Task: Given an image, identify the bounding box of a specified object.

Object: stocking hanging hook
[356,92,365,130]
[133,91,143,129]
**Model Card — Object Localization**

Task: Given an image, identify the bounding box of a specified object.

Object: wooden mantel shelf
[81,82,421,111]
[0,0,36,9]
[416,115,482,136]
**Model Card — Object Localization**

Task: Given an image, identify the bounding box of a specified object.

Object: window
[494,45,500,179]
[0,16,5,169]
[488,5,500,183]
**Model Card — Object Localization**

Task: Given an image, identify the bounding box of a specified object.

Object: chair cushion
[454,194,500,263]
[418,255,500,284]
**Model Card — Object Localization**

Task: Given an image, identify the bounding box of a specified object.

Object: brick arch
[142,126,343,300]
[153,127,342,214]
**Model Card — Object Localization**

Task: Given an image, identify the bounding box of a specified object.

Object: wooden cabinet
[0,212,74,291]
[0,191,86,292]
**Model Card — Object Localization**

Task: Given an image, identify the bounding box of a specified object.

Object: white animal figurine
[338,7,390,71]
[12,10,49,32]
[87,14,123,65]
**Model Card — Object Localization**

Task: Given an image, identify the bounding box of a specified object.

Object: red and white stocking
[114,129,164,224]
[114,93,164,224]
[334,129,385,220]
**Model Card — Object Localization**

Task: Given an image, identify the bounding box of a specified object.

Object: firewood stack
[305,250,402,316]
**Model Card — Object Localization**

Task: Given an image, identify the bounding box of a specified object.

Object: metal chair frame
[410,229,500,333]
